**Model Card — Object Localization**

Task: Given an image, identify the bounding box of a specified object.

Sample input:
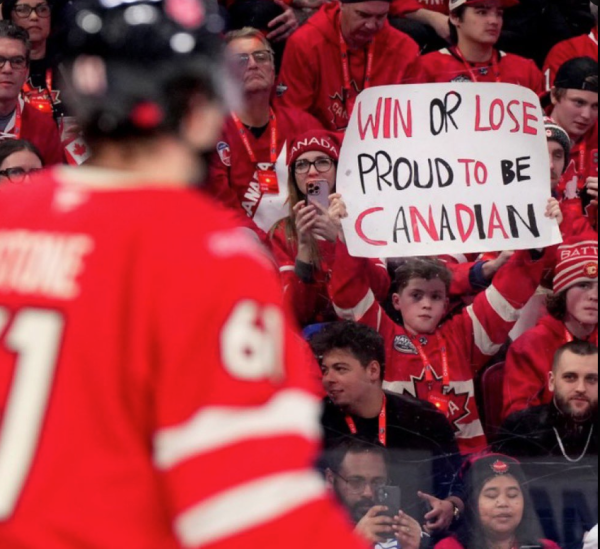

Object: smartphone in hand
[306,180,330,213]
[376,486,402,519]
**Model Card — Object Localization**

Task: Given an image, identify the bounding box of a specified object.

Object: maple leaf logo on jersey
[411,369,472,433]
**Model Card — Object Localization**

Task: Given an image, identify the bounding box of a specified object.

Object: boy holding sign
[409,0,543,94]
[328,198,562,455]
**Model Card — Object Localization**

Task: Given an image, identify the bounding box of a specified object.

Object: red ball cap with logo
[554,236,599,294]
[288,130,342,168]
[449,0,519,11]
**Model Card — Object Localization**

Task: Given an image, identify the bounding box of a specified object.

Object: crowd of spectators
[0,0,597,547]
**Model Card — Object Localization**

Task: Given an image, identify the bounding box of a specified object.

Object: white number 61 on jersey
[221,300,285,382]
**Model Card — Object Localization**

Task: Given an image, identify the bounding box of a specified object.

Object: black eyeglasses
[294,158,335,175]
[233,50,273,69]
[13,3,51,18]
[0,167,42,182]
[0,56,28,70]
[334,473,389,494]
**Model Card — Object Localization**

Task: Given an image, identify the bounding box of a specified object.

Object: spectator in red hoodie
[0,21,63,165]
[543,0,598,92]
[408,0,543,94]
[550,57,599,212]
[205,28,322,238]
[270,129,390,326]
[276,0,420,131]
[503,236,599,419]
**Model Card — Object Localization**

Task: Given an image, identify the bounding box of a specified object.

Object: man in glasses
[0,20,63,165]
[206,27,322,239]
[326,437,423,548]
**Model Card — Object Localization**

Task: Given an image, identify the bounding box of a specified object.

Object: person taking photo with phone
[326,437,424,549]
[269,129,390,326]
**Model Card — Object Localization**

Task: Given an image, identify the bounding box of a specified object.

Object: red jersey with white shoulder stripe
[0,168,366,549]
[330,242,547,455]
[408,48,544,94]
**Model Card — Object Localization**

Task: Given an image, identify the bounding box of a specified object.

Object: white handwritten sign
[338,83,563,258]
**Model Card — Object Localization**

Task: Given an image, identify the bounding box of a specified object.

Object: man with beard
[326,438,424,548]
[495,341,599,549]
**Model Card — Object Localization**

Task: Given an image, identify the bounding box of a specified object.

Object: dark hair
[0,20,31,60]
[310,321,386,381]
[393,258,452,295]
[449,6,467,45]
[553,340,599,372]
[455,456,544,549]
[2,0,53,22]
[327,436,390,475]
[0,139,44,168]
[546,291,568,320]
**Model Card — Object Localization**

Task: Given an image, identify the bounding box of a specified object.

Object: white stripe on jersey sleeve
[485,285,521,323]
[467,306,503,357]
[334,289,375,322]
[175,470,326,547]
[154,389,321,471]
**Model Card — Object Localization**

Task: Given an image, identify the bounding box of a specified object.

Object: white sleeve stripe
[175,471,326,548]
[485,285,521,323]
[153,390,321,470]
[333,290,375,321]
[467,306,503,357]
[279,266,295,273]
[457,420,485,440]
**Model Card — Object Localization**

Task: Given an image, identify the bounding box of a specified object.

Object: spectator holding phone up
[269,129,390,326]
[326,437,423,549]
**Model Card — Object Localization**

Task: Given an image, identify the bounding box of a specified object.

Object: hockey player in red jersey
[0,1,369,548]
[408,0,543,94]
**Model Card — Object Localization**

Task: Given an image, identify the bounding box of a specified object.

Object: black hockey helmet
[62,0,235,141]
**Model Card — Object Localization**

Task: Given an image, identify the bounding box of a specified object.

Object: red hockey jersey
[543,28,599,92]
[391,0,448,15]
[503,315,599,420]
[330,242,547,455]
[270,221,390,326]
[435,535,561,549]
[276,2,420,131]
[0,169,367,549]
[408,48,544,94]
[205,105,322,236]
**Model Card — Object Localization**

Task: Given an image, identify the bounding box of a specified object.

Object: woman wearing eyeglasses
[435,454,560,549]
[0,139,44,184]
[3,0,62,119]
[269,129,390,327]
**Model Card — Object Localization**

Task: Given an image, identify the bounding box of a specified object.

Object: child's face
[392,278,449,335]
[566,281,599,327]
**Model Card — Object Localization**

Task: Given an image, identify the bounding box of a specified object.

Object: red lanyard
[231,110,278,165]
[579,143,588,177]
[345,394,387,446]
[412,334,451,389]
[8,100,23,139]
[454,47,501,83]
[339,24,374,119]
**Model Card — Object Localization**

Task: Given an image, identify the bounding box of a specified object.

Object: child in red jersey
[328,197,562,455]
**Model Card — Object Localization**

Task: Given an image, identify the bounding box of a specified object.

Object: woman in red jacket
[269,129,390,327]
[435,454,561,549]
[503,235,598,419]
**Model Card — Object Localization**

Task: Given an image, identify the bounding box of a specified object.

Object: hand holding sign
[338,83,563,258]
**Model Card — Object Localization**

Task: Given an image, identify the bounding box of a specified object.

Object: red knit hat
[288,130,341,168]
[554,236,599,294]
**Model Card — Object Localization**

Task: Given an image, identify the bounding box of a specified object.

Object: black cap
[554,57,599,92]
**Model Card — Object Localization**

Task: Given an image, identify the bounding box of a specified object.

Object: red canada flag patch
[492,460,510,475]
